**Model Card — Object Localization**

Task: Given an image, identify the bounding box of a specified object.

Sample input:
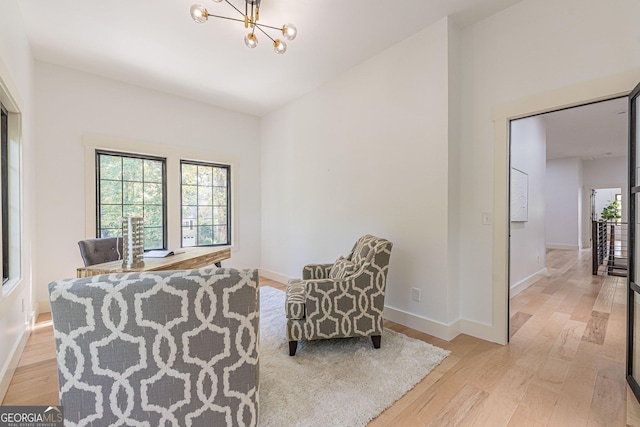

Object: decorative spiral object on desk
[122,217,145,269]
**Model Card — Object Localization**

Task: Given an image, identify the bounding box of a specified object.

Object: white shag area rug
[258,286,450,427]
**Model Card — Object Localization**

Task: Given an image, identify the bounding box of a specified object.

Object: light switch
[482,212,492,225]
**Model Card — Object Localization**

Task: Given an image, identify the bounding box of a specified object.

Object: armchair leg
[289,340,298,356]
[371,335,381,349]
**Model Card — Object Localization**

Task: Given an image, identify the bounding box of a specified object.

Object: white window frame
[0,84,23,296]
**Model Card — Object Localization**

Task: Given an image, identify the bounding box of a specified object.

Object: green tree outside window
[601,200,622,221]
[181,161,230,247]
[97,151,166,250]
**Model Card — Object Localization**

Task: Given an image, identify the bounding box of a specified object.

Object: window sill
[2,276,23,298]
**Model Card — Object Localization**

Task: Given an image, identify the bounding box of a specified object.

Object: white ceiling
[543,97,629,161]
[17,0,523,116]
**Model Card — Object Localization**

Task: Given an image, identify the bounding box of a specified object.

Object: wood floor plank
[588,362,626,426]
[603,297,626,364]
[426,384,488,427]
[509,312,532,338]
[467,344,521,393]
[627,385,640,427]
[541,277,566,295]
[533,356,571,394]
[548,319,587,362]
[593,277,617,314]
[571,293,599,323]
[582,311,610,345]
[465,363,535,426]
[506,383,559,427]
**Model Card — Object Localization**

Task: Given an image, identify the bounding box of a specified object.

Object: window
[181,161,230,247]
[1,106,8,283]
[96,150,167,250]
[615,193,623,222]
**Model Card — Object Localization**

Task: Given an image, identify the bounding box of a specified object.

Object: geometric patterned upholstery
[328,256,358,279]
[285,279,306,320]
[286,235,393,356]
[77,237,123,267]
[48,268,259,427]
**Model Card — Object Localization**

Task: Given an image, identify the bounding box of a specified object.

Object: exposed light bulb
[190,4,209,23]
[244,33,258,48]
[282,23,297,40]
[273,39,287,54]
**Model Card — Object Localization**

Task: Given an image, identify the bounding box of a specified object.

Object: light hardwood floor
[2,250,629,425]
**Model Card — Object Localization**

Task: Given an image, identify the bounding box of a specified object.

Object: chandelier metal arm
[206,13,247,24]
[252,22,282,31]
[253,23,275,42]
[223,0,246,18]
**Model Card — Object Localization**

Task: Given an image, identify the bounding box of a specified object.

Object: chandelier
[189,0,297,54]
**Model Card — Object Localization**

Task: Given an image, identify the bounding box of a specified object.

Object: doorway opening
[508,97,629,340]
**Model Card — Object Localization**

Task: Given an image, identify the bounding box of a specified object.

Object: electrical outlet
[411,288,421,302]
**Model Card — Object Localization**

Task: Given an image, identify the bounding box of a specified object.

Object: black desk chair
[78,237,123,267]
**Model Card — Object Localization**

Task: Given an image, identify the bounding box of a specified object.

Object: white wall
[583,156,628,196]
[261,18,462,337]
[34,62,262,311]
[447,21,462,325]
[545,158,583,249]
[510,116,547,293]
[459,0,640,328]
[0,0,36,401]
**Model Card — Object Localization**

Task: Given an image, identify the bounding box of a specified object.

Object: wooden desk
[76,246,231,278]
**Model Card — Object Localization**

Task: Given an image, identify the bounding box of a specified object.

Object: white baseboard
[261,269,507,344]
[459,318,506,344]
[383,306,504,344]
[259,268,293,285]
[510,268,548,297]
[384,305,460,341]
[38,299,51,314]
[546,244,579,250]
[0,324,31,403]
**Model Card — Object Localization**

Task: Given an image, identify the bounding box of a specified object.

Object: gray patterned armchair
[285,235,393,356]
[49,268,259,427]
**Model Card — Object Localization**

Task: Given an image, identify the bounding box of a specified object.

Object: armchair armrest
[302,263,333,280]
[286,279,306,319]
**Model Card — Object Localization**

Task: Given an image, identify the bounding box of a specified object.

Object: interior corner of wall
[259,268,292,285]
[37,299,51,314]
[383,305,462,341]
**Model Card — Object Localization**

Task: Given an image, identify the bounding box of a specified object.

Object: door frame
[627,80,640,403]
[490,69,640,345]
